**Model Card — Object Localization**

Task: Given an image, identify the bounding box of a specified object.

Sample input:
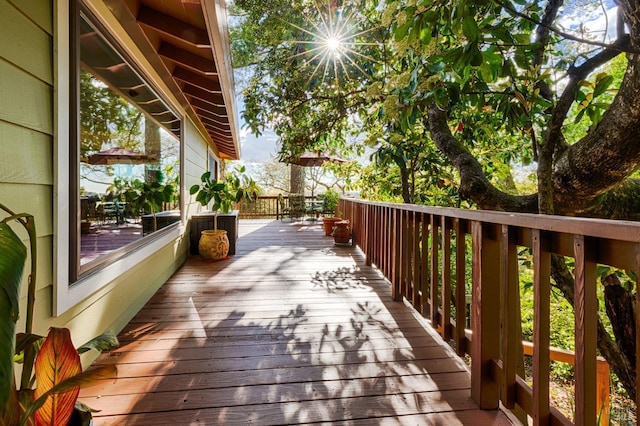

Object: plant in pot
[319,189,341,236]
[190,166,259,260]
[123,171,176,233]
[0,203,118,425]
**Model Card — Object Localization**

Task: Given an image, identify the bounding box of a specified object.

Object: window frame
[54,0,186,316]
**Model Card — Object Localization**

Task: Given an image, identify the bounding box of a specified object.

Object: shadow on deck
[79,219,514,425]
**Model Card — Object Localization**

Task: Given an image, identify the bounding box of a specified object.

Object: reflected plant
[123,171,175,231]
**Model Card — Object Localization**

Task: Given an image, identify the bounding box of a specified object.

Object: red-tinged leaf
[34,328,81,426]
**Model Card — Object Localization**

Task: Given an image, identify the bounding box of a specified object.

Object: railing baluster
[413,212,422,309]
[430,214,439,327]
[471,221,501,409]
[501,224,520,410]
[441,216,451,340]
[454,218,466,356]
[573,235,597,426]
[404,210,412,301]
[392,207,402,301]
[532,229,551,425]
[421,213,430,317]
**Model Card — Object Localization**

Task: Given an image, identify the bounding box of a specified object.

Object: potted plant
[319,189,342,236]
[0,203,118,425]
[123,171,176,233]
[189,165,259,260]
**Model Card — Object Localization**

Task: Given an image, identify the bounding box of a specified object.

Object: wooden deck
[79,219,514,425]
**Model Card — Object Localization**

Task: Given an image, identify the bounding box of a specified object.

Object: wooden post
[392,208,402,302]
[430,215,439,326]
[470,221,501,409]
[413,212,421,309]
[501,224,519,409]
[574,235,598,426]
[454,218,466,356]
[532,229,551,425]
[441,216,451,340]
[421,213,430,317]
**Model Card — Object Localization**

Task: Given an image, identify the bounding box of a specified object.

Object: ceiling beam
[158,43,218,76]
[181,83,225,107]
[200,117,232,134]
[195,107,231,127]
[189,97,228,117]
[137,5,210,48]
[204,125,234,140]
[173,67,221,93]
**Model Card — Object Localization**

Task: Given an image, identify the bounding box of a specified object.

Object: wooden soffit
[102,0,240,160]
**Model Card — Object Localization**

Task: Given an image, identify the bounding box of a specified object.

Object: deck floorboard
[79,219,514,425]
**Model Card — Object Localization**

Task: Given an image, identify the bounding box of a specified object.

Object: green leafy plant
[190,165,260,230]
[123,171,176,232]
[317,189,339,215]
[0,203,118,425]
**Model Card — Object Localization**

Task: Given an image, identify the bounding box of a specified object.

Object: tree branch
[427,104,538,212]
[494,0,640,53]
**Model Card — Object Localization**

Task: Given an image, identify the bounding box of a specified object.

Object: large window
[72,8,182,279]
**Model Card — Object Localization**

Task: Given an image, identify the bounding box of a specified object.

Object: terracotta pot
[322,217,342,236]
[332,220,351,244]
[199,229,229,260]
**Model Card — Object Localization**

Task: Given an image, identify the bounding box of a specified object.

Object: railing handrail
[339,198,640,242]
[338,197,633,426]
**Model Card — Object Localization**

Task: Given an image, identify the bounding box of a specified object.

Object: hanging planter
[199,229,230,260]
[332,220,351,245]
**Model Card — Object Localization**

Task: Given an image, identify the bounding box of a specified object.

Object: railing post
[500,224,522,411]
[470,221,501,409]
[532,229,551,425]
[574,235,597,426]
[441,216,451,340]
[430,214,439,327]
[391,207,402,301]
[454,218,466,356]
[420,213,430,318]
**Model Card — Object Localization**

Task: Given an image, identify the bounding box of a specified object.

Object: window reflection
[78,15,181,268]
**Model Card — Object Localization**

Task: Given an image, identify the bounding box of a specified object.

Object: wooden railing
[338,198,640,425]
[237,195,328,219]
[237,196,281,218]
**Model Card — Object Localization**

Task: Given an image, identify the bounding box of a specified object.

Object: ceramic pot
[322,217,342,236]
[332,220,351,244]
[199,229,229,260]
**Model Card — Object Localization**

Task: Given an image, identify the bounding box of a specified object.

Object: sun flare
[286,1,380,87]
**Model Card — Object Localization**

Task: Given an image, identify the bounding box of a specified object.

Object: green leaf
[0,222,27,409]
[77,331,119,354]
[189,184,200,195]
[462,15,479,42]
[395,21,412,41]
[593,75,614,98]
